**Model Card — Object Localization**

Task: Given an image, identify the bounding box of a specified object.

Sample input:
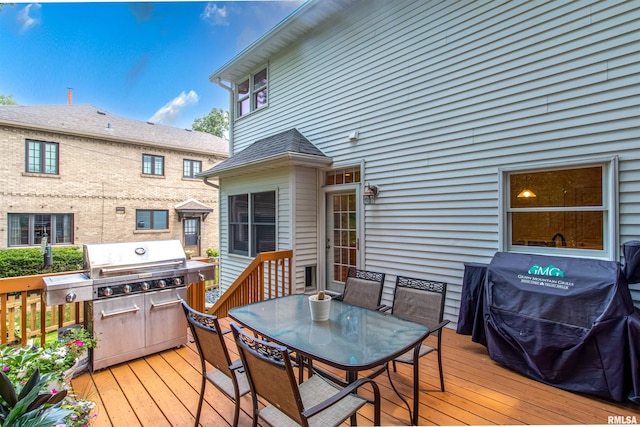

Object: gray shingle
[0,104,228,155]
[201,128,328,175]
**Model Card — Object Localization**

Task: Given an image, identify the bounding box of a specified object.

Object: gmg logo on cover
[528,264,564,277]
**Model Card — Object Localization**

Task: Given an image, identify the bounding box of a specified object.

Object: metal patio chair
[335,267,386,311]
[387,276,449,392]
[181,301,250,427]
[231,323,381,427]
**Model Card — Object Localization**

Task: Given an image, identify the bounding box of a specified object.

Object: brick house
[0,104,228,256]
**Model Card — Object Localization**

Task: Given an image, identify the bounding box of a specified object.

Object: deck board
[71,318,638,426]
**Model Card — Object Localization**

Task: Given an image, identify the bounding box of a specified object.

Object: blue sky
[0,1,303,129]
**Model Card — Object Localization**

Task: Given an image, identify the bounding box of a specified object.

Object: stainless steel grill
[43,240,215,371]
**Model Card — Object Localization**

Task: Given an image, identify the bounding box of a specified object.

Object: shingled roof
[0,104,228,156]
[199,128,331,178]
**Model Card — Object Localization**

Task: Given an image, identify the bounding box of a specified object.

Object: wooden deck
[72,318,638,426]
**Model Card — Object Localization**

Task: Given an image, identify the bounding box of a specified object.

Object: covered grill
[43,240,215,371]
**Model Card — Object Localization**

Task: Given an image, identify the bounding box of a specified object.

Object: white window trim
[235,65,269,119]
[498,156,618,260]
[227,188,278,258]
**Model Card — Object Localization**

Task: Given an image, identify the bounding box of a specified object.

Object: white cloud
[201,3,229,26]
[149,91,199,125]
[18,3,41,33]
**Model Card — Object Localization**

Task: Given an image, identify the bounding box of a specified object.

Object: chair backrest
[231,323,305,425]
[342,267,386,310]
[182,301,233,378]
[392,276,447,333]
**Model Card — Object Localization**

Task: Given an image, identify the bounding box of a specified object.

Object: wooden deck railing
[0,270,209,347]
[206,250,293,318]
[0,271,86,347]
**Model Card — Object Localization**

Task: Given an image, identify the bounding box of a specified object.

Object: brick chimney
[67,88,73,105]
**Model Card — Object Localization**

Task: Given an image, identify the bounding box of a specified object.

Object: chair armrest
[229,359,243,371]
[431,319,450,333]
[302,376,380,420]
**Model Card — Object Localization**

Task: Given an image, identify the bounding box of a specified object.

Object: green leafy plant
[0,368,71,427]
[205,248,219,258]
[1,328,96,388]
[0,247,83,278]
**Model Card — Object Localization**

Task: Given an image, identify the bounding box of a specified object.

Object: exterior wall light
[363,184,379,205]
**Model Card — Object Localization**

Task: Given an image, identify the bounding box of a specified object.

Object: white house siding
[227,0,640,321]
[292,166,320,293]
[218,168,291,294]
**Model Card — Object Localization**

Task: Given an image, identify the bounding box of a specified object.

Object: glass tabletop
[228,294,429,371]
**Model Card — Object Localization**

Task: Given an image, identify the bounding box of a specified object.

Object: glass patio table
[228,294,429,425]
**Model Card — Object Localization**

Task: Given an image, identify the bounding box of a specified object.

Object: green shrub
[0,248,83,278]
[206,247,219,258]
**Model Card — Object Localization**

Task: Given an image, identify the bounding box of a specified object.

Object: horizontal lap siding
[231,0,640,316]
[293,166,319,293]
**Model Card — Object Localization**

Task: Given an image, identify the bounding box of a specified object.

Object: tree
[0,94,17,105]
[192,108,228,138]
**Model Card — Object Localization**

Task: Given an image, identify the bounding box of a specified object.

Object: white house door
[183,218,201,256]
[326,191,358,293]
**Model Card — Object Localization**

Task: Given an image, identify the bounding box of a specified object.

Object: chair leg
[437,350,445,392]
[195,375,206,426]
[392,360,397,372]
[232,399,240,427]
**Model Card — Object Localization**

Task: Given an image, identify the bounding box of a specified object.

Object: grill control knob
[173,277,182,286]
[158,279,166,288]
[103,287,113,297]
[141,281,150,291]
[65,292,77,303]
[123,284,132,294]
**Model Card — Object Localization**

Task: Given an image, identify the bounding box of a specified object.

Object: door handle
[101,305,140,318]
[151,297,183,309]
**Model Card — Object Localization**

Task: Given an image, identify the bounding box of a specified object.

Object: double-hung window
[236,67,268,118]
[229,191,276,256]
[136,210,168,230]
[8,213,73,247]
[142,154,164,176]
[183,159,202,178]
[504,159,617,259]
[26,140,58,174]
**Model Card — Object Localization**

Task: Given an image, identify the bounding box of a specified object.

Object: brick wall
[0,125,223,254]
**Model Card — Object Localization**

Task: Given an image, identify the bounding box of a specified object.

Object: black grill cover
[484,252,640,402]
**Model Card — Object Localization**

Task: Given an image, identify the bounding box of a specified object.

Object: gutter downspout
[202,77,234,189]
[214,77,235,155]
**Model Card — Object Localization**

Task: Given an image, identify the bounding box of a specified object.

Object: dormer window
[237,67,268,118]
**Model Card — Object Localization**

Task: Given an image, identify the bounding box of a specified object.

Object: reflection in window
[8,213,73,247]
[236,67,268,118]
[509,166,604,250]
[26,140,59,174]
[183,159,202,178]
[136,210,168,230]
[326,166,361,185]
[229,191,276,256]
[142,154,164,176]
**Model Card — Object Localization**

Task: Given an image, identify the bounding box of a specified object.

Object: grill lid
[84,240,187,279]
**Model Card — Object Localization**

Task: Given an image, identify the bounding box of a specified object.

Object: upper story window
[26,140,58,174]
[142,154,164,176]
[8,213,73,247]
[136,210,168,230]
[183,159,202,178]
[237,67,268,118]
[229,191,276,256]
[503,159,617,259]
